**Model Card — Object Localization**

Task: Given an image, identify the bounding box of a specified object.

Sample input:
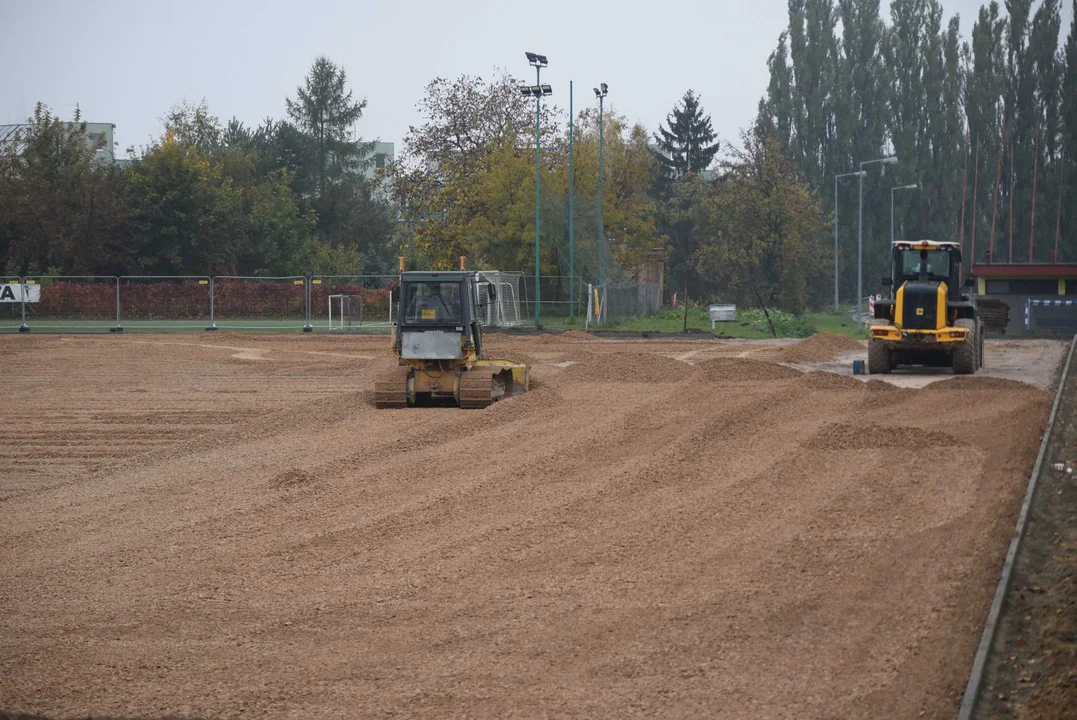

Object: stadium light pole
[595,83,608,291]
[522,52,550,328]
[890,183,919,246]
[834,170,866,312]
[857,156,899,327]
[568,80,575,317]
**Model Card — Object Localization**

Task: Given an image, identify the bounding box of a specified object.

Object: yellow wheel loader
[374,271,529,409]
[868,240,984,375]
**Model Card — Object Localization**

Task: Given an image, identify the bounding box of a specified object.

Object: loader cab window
[897,250,952,282]
[403,281,463,325]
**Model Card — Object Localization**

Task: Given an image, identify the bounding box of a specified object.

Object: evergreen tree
[962,2,1007,267]
[285,56,373,199]
[835,0,889,296]
[1028,0,1063,261]
[653,90,720,181]
[761,32,794,148]
[787,0,838,188]
[652,90,721,303]
[1061,0,1077,258]
[284,57,394,272]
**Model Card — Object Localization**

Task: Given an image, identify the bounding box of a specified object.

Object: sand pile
[930,376,1039,392]
[693,357,803,382]
[778,333,865,364]
[808,422,963,451]
[484,385,564,421]
[564,351,696,383]
[796,370,866,391]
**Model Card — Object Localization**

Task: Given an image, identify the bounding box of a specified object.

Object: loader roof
[892,240,960,250]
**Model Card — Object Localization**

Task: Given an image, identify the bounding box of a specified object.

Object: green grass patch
[581,305,867,339]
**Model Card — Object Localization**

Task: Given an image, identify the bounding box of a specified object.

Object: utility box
[708,304,736,329]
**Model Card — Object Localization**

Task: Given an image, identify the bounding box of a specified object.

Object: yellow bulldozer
[868,240,984,374]
[374,271,529,408]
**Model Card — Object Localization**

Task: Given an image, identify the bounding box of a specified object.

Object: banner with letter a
[1,283,40,303]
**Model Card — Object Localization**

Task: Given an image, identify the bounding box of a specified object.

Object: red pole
[1029,109,1041,263]
[971,135,980,266]
[959,126,970,268]
[990,117,1006,261]
[1055,151,1064,262]
[1009,137,1015,263]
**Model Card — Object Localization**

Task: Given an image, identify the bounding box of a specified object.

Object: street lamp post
[594,83,608,291]
[890,183,919,245]
[521,52,550,328]
[834,170,867,311]
[857,156,899,327]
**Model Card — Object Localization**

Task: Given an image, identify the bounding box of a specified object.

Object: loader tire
[867,334,892,375]
[952,319,978,375]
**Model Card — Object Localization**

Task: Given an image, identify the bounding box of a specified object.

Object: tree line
[760,0,1077,296]
[3,1,1075,316]
[0,57,395,280]
[389,75,828,314]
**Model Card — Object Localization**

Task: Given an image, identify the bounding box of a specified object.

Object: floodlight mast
[524,52,550,326]
[595,83,608,290]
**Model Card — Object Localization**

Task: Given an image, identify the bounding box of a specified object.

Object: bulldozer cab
[402,280,464,325]
[392,272,487,360]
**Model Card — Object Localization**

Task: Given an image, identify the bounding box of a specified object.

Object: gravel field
[0,333,1063,718]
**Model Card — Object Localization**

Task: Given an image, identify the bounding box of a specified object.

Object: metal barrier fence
[17,276,122,332]
[311,275,396,332]
[119,276,211,331]
[2,274,661,333]
[2,277,28,331]
[211,276,309,331]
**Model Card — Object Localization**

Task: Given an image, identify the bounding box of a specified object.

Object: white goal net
[476,271,523,327]
[328,294,364,331]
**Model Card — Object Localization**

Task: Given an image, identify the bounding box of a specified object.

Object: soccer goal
[476,271,524,327]
[328,294,364,331]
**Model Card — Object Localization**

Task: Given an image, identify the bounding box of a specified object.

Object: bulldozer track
[458,369,495,409]
[374,366,410,409]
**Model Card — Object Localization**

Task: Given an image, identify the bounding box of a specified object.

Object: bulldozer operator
[405,281,461,324]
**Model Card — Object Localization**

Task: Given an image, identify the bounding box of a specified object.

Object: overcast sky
[1,0,1072,156]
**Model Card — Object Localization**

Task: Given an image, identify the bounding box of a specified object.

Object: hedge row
[18,280,394,320]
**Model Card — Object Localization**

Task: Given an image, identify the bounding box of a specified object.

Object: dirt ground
[767,336,1064,390]
[977,347,1077,720]
[0,333,1063,719]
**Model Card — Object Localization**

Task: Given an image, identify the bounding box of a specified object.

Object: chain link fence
[519,275,586,327]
